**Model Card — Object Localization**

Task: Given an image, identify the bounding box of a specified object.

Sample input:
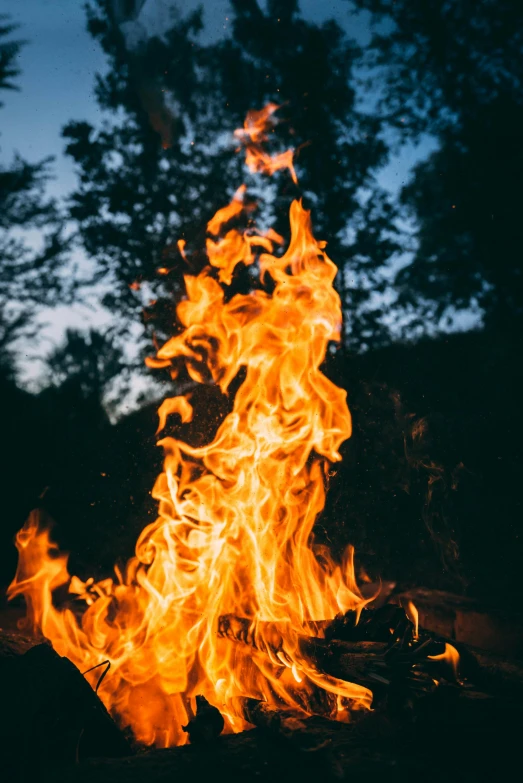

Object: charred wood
[216,609,522,721]
[322,604,411,643]
[217,611,417,693]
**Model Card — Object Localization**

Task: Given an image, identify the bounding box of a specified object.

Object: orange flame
[428,643,460,680]
[8,106,372,747]
[177,239,187,262]
[404,599,419,639]
[234,103,297,183]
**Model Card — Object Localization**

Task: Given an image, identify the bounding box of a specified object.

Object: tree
[63,0,400,362]
[45,328,126,409]
[0,16,70,375]
[350,0,523,331]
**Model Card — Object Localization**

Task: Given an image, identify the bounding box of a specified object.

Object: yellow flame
[428,643,460,680]
[404,599,419,639]
[8,105,372,747]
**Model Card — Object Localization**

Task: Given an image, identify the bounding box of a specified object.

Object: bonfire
[8,105,458,749]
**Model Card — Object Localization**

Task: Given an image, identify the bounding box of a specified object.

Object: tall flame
[8,106,372,747]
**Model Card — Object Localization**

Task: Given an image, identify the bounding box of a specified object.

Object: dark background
[1,1,522,611]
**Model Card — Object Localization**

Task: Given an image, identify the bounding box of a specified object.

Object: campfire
[8,105,464,750]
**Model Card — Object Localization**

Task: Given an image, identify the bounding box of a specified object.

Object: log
[217,612,413,692]
[322,604,411,643]
[0,632,131,781]
[218,613,391,657]
[398,587,523,657]
[218,604,412,652]
[216,609,523,720]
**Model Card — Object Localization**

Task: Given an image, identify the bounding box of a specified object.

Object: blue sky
[1,0,106,194]
[1,0,437,396]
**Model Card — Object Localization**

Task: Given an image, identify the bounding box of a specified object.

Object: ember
[8,105,461,749]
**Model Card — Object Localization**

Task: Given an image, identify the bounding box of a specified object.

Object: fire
[404,599,419,639]
[428,643,460,681]
[8,106,373,747]
[234,103,298,183]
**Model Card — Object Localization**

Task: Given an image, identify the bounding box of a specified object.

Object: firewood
[301,637,394,690]
[322,604,411,643]
[218,613,389,657]
[0,638,131,781]
[216,609,518,721]
[217,613,413,691]
[218,604,413,653]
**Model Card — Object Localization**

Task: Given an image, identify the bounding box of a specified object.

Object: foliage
[0,17,70,373]
[45,328,126,408]
[350,0,523,330]
[62,0,400,360]
[0,16,23,101]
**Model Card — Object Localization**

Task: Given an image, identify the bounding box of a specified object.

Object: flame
[177,239,187,262]
[8,105,372,747]
[404,599,419,639]
[234,103,297,183]
[428,643,460,680]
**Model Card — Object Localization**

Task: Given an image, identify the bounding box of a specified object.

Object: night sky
[1,0,435,393]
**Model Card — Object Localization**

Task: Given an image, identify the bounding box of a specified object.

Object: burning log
[217,609,416,692]
[217,605,507,725]
[218,604,412,651]
[305,638,393,687]
[322,604,412,643]
[0,632,131,780]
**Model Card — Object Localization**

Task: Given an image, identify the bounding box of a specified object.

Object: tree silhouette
[62,0,400,363]
[0,16,70,375]
[351,0,523,332]
[46,328,126,408]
